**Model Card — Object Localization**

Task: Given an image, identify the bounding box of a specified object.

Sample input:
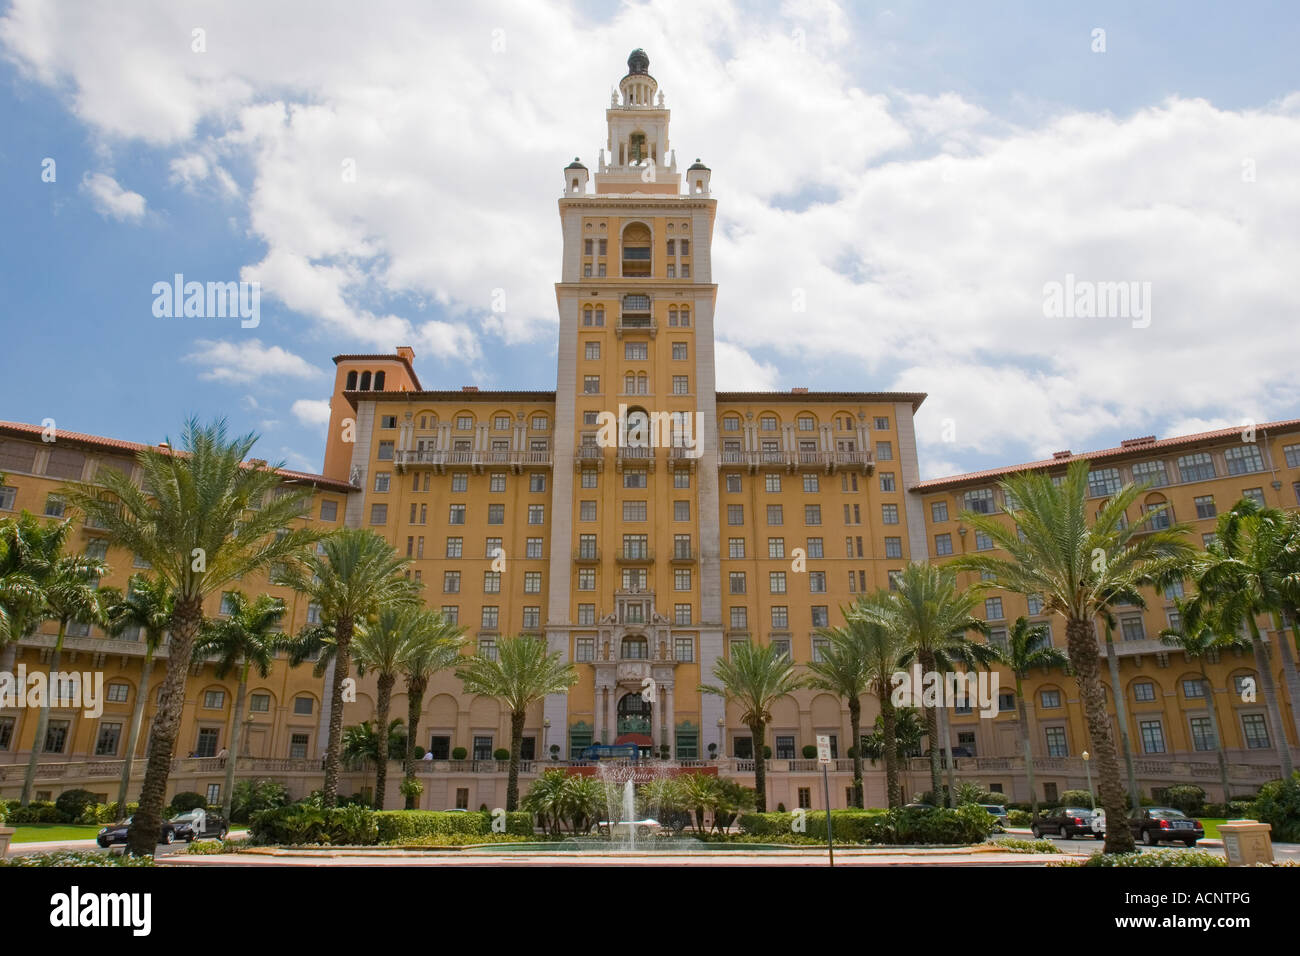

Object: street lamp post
[717,716,726,759]
[1082,750,1094,809]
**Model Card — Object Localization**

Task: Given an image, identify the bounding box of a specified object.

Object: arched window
[621,224,652,277]
[359,371,372,391]
[373,370,385,390]
[595,306,605,327]
[624,372,636,394]
[668,307,678,327]
[629,132,647,163]
[680,307,690,327]
[345,370,358,390]
[583,306,593,326]
[637,372,648,394]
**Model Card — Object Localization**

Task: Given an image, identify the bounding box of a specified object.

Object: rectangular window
[580,501,597,521]
[319,500,339,521]
[809,571,826,593]
[487,503,505,525]
[672,376,690,395]
[727,504,744,525]
[526,537,544,559]
[766,504,783,525]
[575,637,595,661]
[625,342,648,360]
[528,504,545,525]
[1044,727,1068,757]
[1224,444,1264,475]
[581,469,598,488]
[875,441,893,461]
[674,500,690,521]
[884,536,902,559]
[443,571,460,593]
[881,504,898,524]
[1188,715,1216,751]
[730,607,748,630]
[879,472,896,492]
[451,473,468,492]
[674,568,692,591]
[577,605,596,626]
[934,533,953,556]
[95,722,122,756]
[729,572,747,594]
[1040,689,1061,708]
[728,537,746,558]
[623,470,647,488]
[985,597,1004,620]
[523,571,542,593]
[962,489,994,515]
[767,537,785,559]
[804,504,822,526]
[725,473,742,493]
[623,501,647,521]
[672,342,688,360]
[522,606,541,629]
[1242,487,1266,507]
[578,569,595,590]
[1139,720,1166,754]
[806,537,823,558]
[1120,617,1145,641]
[1242,713,1270,749]
[1177,452,1216,482]
[1131,459,1169,487]
[585,341,601,360]
[811,606,829,628]
[769,571,786,594]
[1133,681,1156,702]
[376,441,395,461]
[481,607,500,631]
[448,504,466,525]
[584,376,601,394]
[1087,467,1122,497]
[765,473,782,493]
[673,471,691,489]
[974,530,993,551]
[674,603,693,625]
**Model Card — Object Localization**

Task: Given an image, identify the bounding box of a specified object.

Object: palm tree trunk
[940,699,957,804]
[403,675,427,809]
[848,695,863,808]
[506,709,525,811]
[221,664,248,822]
[127,595,202,856]
[1269,612,1300,749]
[20,630,64,805]
[1066,617,1134,853]
[919,650,943,804]
[748,719,768,812]
[373,672,395,809]
[1247,616,1294,777]
[1103,624,1140,809]
[1198,663,1232,804]
[1015,676,1039,817]
[321,615,354,808]
[880,693,901,808]
[116,652,154,814]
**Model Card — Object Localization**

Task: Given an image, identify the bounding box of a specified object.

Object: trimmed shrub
[374,809,533,843]
[170,791,208,813]
[1249,773,1300,843]
[1155,784,1206,816]
[1,850,155,867]
[54,789,98,823]
[249,804,378,846]
[1007,809,1032,826]
[493,748,510,761]
[991,838,1059,854]
[738,806,990,845]
[1059,790,1094,807]
[801,745,818,759]
[451,747,468,760]
[230,779,290,824]
[5,802,61,824]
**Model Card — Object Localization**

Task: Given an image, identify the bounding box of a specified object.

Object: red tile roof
[0,421,356,493]
[914,418,1300,493]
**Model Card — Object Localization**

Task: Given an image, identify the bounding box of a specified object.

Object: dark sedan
[97,816,182,847]
[1031,806,1097,839]
[1129,807,1204,846]
[170,810,229,842]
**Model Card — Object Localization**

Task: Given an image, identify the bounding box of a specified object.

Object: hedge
[1249,773,1300,843]
[375,809,532,843]
[738,806,993,845]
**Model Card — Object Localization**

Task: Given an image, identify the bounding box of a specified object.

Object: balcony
[616,444,656,471]
[616,548,654,564]
[668,445,699,472]
[394,448,553,473]
[669,545,695,564]
[572,547,601,563]
[715,449,874,474]
[615,317,657,337]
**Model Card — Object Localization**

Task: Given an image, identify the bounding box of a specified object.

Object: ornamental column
[664,683,675,758]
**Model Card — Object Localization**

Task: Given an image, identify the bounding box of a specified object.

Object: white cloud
[290,398,332,430]
[80,172,146,221]
[7,1,1300,471]
[184,338,323,385]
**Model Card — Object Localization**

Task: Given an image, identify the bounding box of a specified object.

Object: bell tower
[593,48,681,196]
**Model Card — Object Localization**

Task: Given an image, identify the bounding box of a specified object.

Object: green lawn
[1196,818,1227,840]
[9,824,104,844]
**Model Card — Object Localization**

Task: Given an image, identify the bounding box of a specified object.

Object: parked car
[1128,807,1204,846]
[170,810,228,842]
[1090,808,1106,838]
[97,816,183,848]
[1030,806,1097,839]
[595,818,662,838]
[978,804,1009,831]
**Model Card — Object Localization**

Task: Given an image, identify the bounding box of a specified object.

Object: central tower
[545,50,725,760]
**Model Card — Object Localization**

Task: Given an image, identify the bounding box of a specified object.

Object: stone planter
[0,826,14,858]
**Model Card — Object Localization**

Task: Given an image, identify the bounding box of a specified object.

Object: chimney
[1052,450,1072,459]
[462,386,479,392]
[791,387,809,394]
[1120,436,1156,448]
[156,442,170,451]
[396,346,415,362]
[248,458,268,469]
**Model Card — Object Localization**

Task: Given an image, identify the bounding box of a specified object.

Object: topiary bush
[738,806,991,845]
[1249,772,1300,843]
[54,789,98,823]
[801,745,818,759]
[170,791,208,813]
[1007,809,1033,826]
[1156,784,1206,816]
[451,747,468,760]
[493,748,510,761]
[374,809,533,843]
[1059,790,1094,807]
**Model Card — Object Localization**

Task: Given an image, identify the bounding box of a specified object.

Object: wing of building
[2,50,1297,810]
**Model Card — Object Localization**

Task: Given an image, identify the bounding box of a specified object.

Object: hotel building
[1,51,1297,811]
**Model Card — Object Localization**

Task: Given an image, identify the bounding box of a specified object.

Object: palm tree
[989,616,1067,818]
[274,528,418,807]
[397,610,464,808]
[19,544,111,805]
[352,606,419,808]
[456,635,578,811]
[103,575,173,815]
[1187,501,1296,776]
[1160,598,1251,802]
[699,640,807,812]
[886,562,989,807]
[195,590,286,821]
[952,458,1195,853]
[847,596,911,808]
[66,419,322,855]
[0,513,76,674]
[342,719,407,799]
[808,619,869,808]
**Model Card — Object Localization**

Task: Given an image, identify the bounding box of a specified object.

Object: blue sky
[1,0,1297,478]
